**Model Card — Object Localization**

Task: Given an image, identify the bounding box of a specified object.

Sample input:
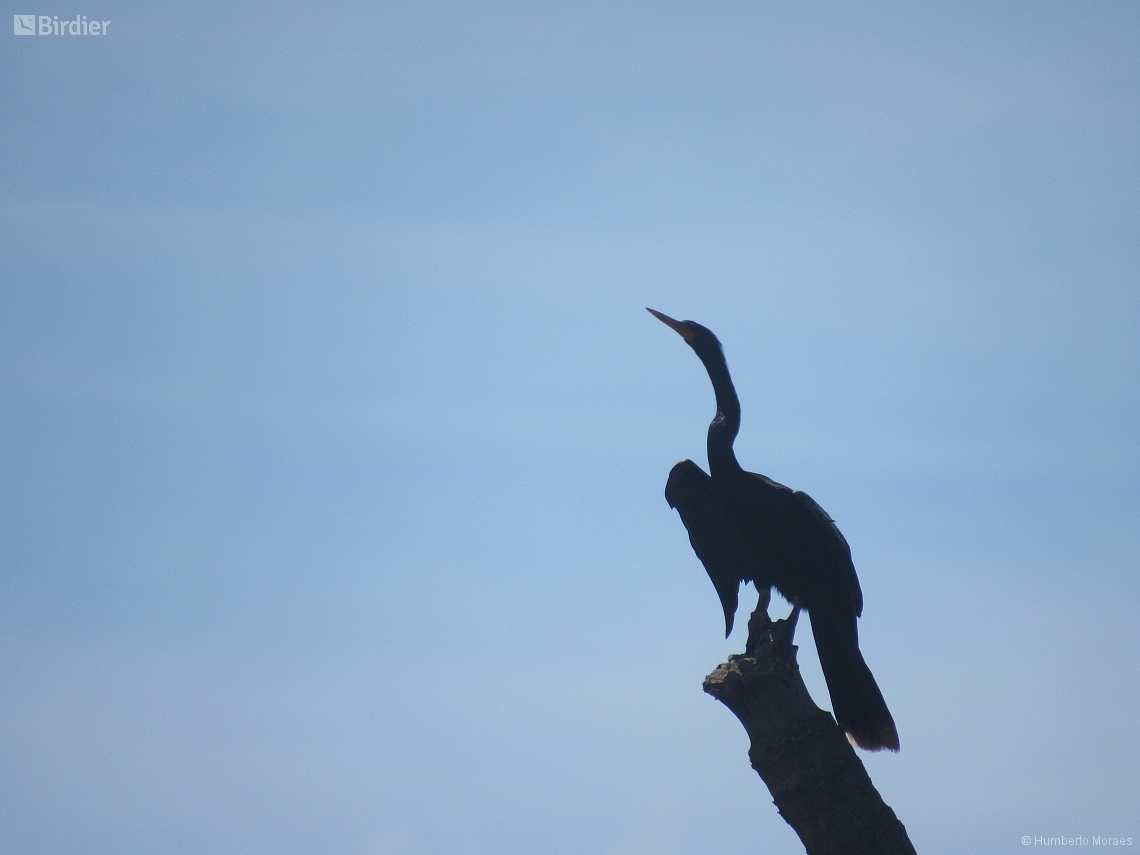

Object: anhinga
[649,308,899,752]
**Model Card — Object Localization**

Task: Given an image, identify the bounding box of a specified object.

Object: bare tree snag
[702,603,917,855]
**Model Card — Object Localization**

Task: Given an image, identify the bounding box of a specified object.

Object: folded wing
[665,459,749,637]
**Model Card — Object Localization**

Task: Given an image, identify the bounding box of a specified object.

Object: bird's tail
[810,605,899,752]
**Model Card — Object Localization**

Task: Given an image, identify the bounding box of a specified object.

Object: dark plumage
[650,308,899,752]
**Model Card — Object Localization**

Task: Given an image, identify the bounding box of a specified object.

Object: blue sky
[2,3,1137,853]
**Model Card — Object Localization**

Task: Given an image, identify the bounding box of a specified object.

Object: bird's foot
[774,597,802,645]
[744,587,773,656]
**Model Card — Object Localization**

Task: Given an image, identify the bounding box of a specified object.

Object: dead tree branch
[702,604,917,855]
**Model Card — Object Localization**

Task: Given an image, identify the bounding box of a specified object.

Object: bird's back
[721,469,863,617]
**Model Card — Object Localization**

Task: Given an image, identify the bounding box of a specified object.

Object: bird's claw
[777,597,803,644]
[744,587,773,655]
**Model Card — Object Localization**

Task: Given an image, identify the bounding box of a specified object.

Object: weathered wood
[702,604,917,855]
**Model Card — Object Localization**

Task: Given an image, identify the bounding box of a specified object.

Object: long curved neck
[697,346,742,477]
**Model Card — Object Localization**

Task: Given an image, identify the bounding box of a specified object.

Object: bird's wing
[665,459,748,637]
[790,489,863,616]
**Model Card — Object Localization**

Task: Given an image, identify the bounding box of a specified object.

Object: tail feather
[809,605,899,752]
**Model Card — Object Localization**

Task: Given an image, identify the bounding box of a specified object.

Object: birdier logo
[14,14,110,35]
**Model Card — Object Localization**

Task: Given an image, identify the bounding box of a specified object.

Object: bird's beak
[647,308,696,343]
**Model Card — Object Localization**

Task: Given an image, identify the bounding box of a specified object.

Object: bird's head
[647,309,723,359]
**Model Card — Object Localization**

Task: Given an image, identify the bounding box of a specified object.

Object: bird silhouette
[650,308,899,752]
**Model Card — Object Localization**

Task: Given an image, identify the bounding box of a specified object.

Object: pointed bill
[646,308,696,342]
